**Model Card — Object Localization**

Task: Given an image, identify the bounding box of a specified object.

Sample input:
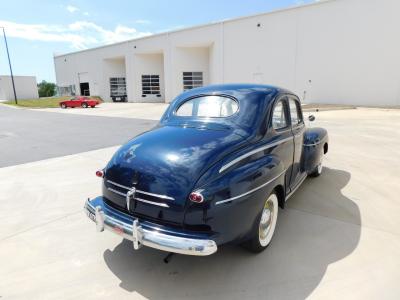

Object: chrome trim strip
[215,169,286,205]
[303,141,321,147]
[136,190,175,201]
[107,187,126,197]
[107,180,130,190]
[219,137,293,173]
[85,199,217,256]
[107,180,174,201]
[107,188,169,208]
[285,173,307,201]
[134,197,169,208]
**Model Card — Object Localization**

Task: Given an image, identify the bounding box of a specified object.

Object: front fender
[183,154,285,245]
[303,127,329,173]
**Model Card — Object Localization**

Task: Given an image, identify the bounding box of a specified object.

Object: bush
[38,80,56,97]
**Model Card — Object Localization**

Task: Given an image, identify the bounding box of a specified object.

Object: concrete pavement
[0,107,400,299]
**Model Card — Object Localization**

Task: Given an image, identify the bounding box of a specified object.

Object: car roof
[161,84,295,138]
[177,83,292,99]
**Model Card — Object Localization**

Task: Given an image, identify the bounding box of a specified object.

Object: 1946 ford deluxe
[84,84,328,256]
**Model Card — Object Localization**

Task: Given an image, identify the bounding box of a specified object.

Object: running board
[285,173,307,201]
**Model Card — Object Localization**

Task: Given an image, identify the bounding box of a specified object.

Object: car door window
[272,100,288,130]
[288,99,303,126]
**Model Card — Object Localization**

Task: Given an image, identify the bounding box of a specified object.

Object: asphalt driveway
[0,105,156,167]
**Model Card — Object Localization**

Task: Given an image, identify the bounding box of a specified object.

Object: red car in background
[59,96,100,109]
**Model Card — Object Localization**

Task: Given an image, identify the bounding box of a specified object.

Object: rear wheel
[81,102,88,108]
[242,193,279,253]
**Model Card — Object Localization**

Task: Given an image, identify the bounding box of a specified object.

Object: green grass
[2,96,103,108]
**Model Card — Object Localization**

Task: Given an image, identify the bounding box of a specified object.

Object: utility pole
[1,27,17,104]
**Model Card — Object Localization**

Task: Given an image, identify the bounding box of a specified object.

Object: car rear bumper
[84,197,217,256]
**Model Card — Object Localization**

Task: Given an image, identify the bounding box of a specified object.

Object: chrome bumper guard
[84,198,217,256]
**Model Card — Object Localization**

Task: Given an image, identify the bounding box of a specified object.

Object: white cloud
[66,5,79,13]
[83,12,90,16]
[135,19,151,25]
[0,20,152,50]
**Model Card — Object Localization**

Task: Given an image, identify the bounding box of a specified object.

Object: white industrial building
[0,75,38,100]
[53,0,400,106]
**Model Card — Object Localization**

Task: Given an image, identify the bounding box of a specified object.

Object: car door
[73,97,82,107]
[64,97,73,107]
[288,96,306,190]
[269,96,295,191]
[67,97,76,107]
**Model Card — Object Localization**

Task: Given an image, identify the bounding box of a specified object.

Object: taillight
[189,191,204,203]
[96,170,104,178]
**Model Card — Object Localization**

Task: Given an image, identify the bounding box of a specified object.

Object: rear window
[176,96,239,118]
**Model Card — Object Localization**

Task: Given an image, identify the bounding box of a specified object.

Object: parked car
[84,84,328,256]
[59,96,100,108]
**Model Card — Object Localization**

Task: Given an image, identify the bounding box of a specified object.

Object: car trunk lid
[103,124,247,226]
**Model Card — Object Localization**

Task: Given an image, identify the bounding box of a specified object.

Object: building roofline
[53,0,335,58]
[0,75,37,78]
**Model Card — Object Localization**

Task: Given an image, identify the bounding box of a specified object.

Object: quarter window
[288,99,303,125]
[183,72,203,91]
[272,100,288,130]
[142,75,160,96]
[176,96,238,118]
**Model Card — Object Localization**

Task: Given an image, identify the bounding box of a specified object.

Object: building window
[142,75,160,96]
[110,77,126,96]
[57,85,76,96]
[183,72,203,91]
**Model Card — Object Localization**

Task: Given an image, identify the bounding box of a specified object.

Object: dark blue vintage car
[85,84,328,256]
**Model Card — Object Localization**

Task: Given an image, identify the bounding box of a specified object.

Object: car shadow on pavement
[103,167,360,299]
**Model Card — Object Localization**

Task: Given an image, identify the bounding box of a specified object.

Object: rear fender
[183,154,285,245]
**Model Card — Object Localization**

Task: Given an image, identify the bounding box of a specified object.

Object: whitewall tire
[243,193,279,253]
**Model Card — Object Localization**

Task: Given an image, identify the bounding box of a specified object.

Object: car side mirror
[308,115,315,122]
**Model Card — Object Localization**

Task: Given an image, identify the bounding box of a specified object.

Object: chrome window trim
[107,180,174,201]
[215,169,286,205]
[288,97,304,126]
[219,137,293,173]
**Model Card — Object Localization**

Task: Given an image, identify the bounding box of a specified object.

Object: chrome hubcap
[259,199,274,246]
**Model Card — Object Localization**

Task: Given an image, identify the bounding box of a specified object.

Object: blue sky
[0,0,314,82]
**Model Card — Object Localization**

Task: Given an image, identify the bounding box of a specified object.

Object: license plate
[86,210,96,222]
[116,97,120,100]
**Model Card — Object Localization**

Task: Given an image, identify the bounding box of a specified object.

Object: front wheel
[242,193,279,253]
[60,103,67,109]
[81,102,88,108]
